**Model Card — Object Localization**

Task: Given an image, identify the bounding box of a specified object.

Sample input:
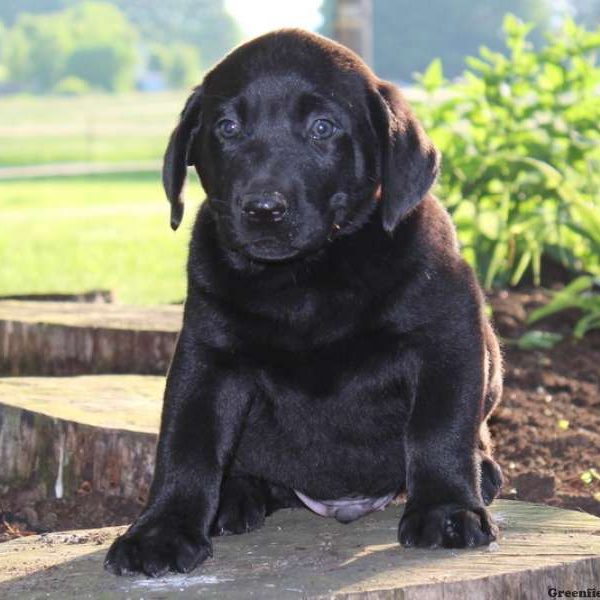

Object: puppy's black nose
[241,192,288,223]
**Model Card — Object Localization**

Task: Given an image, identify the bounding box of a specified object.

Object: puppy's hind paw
[211,476,267,536]
[481,456,503,506]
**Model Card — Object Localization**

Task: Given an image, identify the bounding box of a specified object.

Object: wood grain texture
[0,301,182,375]
[0,501,598,599]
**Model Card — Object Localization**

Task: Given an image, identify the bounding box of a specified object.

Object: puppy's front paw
[398,503,497,549]
[104,517,212,577]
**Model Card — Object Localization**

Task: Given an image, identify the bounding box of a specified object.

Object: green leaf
[528,276,595,324]
[510,250,532,286]
[418,58,445,92]
[516,330,563,350]
[484,239,507,289]
[507,157,563,189]
[503,14,534,39]
[574,312,600,338]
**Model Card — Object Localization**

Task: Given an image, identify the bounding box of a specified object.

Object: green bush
[414,15,600,290]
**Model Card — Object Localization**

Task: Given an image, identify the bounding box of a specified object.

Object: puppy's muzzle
[241,192,288,223]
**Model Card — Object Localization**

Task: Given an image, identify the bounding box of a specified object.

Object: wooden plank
[0,500,597,599]
[0,301,182,375]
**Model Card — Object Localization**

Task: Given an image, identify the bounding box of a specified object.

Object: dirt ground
[488,288,600,516]
[1,288,598,541]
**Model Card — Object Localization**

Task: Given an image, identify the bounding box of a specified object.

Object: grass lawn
[0,92,187,166]
[0,172,204,304]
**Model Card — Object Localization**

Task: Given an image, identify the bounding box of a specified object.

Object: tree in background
[3,11,72,92]
[2,1,138,93]
[320,0,553,81]
[0,0,239,93]
[62,2,138,92]
[110,0,241,70]
[166,44,202,88]
[147,42,201,90]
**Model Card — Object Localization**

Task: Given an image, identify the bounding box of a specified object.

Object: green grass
[0,92,187,165]
[0,172,204,304]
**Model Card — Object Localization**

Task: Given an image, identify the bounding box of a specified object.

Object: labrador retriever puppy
[105,29,503,577]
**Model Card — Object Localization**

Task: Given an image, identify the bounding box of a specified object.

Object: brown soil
[0,493,142,542]
[488,288,600,516]
[1,287,598,541]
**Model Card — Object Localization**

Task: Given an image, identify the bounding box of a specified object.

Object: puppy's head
[163,29,439,262]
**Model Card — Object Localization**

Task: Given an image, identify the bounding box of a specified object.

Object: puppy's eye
[309,119,336,140]
[217,119,240,138]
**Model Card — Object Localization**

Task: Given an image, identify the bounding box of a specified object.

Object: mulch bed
[1,287,598,542]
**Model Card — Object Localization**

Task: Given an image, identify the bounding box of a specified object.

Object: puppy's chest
[234,334,417,497]
[242,286,369,349]
[247,323,411,396]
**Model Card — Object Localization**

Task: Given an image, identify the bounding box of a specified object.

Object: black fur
[105,29,503,578]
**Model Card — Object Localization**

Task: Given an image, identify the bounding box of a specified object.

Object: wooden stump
[0,501,598,599]
[0,375,162,502]
[0,301,182,375]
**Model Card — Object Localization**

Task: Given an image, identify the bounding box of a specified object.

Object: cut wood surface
[0,375,163,501]
[0,500,598,599]
[0,300,182,375]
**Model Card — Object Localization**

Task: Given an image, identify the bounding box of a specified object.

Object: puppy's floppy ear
[162,85,203,230]
[376,81,440,233]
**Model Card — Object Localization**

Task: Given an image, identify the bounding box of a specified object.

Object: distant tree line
[319,0,600,82]
[2,0,598,94]
[0,0,241,94]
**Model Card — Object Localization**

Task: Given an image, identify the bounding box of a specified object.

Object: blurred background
[0,0,598,305]
[0,0,599,543]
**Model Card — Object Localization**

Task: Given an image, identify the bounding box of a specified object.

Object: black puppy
[105,29,503,577]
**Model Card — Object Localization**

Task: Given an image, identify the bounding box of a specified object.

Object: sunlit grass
[0,92,188,166]
[0,172,204,304]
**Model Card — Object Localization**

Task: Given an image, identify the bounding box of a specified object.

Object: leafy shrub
[414,15,600,289]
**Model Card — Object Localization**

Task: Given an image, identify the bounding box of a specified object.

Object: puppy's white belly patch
[294,490,395,523]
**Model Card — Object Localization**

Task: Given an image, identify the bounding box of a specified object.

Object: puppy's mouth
[240,238,305,262]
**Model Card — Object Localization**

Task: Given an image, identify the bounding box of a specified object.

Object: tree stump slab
[0,301,182,375]
[0,501,598,599]
[0,375,162,502]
